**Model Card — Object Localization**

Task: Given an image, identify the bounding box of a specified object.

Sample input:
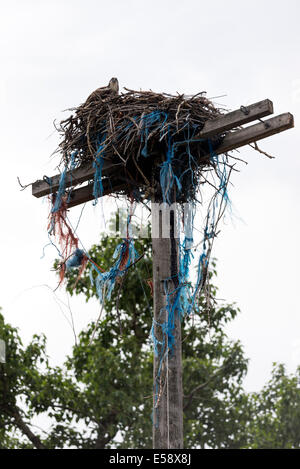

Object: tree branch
[12,408,46,449]
[183,367,224,411]
[94,411,118,449]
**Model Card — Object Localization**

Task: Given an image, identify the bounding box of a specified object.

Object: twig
[249,141,275,159]
[17,177,32,191]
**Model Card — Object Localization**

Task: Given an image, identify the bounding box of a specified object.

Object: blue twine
[90,238,139,303]
[51,169,67,214]
[66,248,85,269]
[93,133,107,204]
[51,151,78,214]
[140,111,168,157]
[159,127,183,204]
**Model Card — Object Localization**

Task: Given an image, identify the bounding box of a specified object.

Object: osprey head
[108,77,119,94]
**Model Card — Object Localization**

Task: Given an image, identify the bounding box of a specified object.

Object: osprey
[84,77,119,105]
[108,77,119,94]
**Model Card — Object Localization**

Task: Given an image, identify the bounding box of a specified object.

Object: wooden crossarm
[196,99,274,139]
[66,179,126,208]
[32,160,122,198]
[212,112,294,155]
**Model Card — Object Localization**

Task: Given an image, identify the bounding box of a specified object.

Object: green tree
[0,310,48,448]
[244,364,300,449]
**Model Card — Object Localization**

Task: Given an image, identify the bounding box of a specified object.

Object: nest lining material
[57,88,228,202]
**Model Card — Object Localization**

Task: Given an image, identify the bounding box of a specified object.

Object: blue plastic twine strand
[89,237,139,304]
[93,133,107,204]
[51,151,78,214]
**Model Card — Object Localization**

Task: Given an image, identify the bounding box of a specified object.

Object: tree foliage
[1,227,299,448]
[244,364,300,449]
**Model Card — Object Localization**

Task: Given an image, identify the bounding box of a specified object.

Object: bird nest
[56,87,228,202]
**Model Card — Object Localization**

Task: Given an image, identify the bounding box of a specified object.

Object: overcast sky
[0,0,300,392]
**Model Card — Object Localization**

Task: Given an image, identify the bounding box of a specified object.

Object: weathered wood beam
[31,100,279,199]
[32,160,122,198]
[152,203,183,449]
[212,112,294,155]
[66,180,126,208]
[196,99,274,139]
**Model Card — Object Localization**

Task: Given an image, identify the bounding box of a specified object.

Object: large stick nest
[57,88,228,201]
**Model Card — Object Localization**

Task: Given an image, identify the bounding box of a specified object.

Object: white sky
[0,0,299,392]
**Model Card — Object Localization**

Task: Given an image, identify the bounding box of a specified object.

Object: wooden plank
[212,112,294,155]
[32,160,121,198]
[67,180,126,208]
[196,99,274,138]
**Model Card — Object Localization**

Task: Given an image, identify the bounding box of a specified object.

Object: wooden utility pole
[31,99,294,449]
[152,202,183,448]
